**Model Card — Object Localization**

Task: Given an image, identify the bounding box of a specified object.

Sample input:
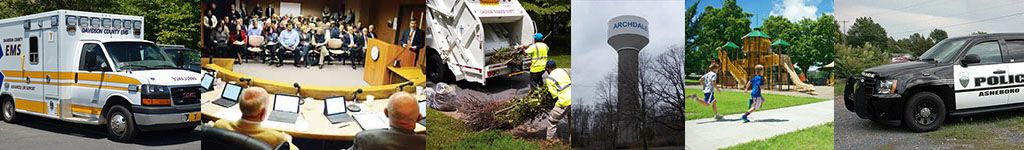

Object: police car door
[1003,38,1024,104]
[954,40,1009,109]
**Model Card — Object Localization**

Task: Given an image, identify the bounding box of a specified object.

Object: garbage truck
[425,0,537,85]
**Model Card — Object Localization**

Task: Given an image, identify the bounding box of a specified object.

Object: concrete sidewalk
[684,100,834,150]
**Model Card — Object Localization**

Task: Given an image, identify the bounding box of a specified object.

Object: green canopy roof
[743,28,771,38]
[720,42,739,49]
[771,39,790,47]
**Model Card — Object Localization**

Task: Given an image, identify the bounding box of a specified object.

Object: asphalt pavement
[0,114,199,150]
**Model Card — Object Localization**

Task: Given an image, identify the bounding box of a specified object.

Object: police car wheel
[2,99,19,122]
[107,105,138,142]
[903,92,946,132]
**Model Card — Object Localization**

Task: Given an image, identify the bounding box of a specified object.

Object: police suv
[844,33,1024,132]
[0,10,202,142]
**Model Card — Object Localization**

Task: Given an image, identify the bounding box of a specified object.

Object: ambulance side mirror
[961,54,981,67]
[84,50,110,71]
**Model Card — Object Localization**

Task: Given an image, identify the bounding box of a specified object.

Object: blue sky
[685,0,834,28]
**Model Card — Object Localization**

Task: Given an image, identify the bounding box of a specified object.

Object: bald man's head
[385,92,420,130]
[239,87,269,121]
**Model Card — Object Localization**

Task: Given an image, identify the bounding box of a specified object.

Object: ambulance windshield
[103,42,179,71]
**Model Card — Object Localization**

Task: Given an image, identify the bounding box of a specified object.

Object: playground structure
[715,28,814,92]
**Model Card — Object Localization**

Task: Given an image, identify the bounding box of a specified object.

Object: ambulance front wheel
[2,98,19,123]
[107,105,139,142]
[903,92,946,132]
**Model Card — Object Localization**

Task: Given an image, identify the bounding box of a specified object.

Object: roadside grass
[835,80,846,97]
[427,109,569,150]
[548,35,570,68]
[721,122,834,150]
[684,88,828,120]
[923,110,1024,149]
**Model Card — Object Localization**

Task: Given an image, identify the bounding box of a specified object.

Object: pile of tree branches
[487,47,525,64]
[461,87,556,131]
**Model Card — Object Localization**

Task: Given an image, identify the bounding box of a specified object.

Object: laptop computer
[353,112,390,130]
[212,83,242,107]
[201,73,214,92]
[418,101,426,126]
[268,94,301,124]
[324,96,353,124]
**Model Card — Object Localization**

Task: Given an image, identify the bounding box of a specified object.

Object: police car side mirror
[961,54,981,67]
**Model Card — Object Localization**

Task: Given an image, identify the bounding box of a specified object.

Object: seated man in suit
[349,92,426,150]
[212,87,298,150]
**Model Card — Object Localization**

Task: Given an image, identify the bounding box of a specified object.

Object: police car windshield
[918,38,967,63]
[103,42,179,71]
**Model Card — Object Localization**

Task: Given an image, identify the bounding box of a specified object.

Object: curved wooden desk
[201,78,426,141]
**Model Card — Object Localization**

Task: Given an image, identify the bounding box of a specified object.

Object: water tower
[608,15,648,113]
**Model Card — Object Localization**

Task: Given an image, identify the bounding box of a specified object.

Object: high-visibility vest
[545,69,571,108]
[526,42,549,73]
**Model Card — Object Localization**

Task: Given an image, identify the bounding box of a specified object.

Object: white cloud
[771,0,820,21]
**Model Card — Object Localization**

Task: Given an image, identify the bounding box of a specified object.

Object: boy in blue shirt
[742,65,766,123]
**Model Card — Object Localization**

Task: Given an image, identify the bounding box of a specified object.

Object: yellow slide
[780,61,815,92]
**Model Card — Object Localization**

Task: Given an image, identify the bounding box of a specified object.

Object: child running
[742,65,766,123]
[689,63,723,120]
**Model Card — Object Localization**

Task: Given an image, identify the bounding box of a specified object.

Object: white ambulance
[0,10,202,142]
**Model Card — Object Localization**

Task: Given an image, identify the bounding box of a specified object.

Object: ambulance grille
[171,86,202,105]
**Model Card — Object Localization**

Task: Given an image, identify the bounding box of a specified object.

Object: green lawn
[547,34,570,68]
[426,109,569,150]
[835,80,846,96]
[684,88,828,120]
[722,122,834,150]
[685,79,700,85]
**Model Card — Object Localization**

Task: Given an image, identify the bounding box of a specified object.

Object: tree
[929,29,948,42]
[846,17,887,48]
[907,33,933,56]
[0,0,201,50]
[685,0,702,74]
[836,43,889,77]
[686,0,752,75]
[973,31,988,35]
[520,0,570,35]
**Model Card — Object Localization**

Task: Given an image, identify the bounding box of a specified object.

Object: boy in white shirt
[690,63,723,120]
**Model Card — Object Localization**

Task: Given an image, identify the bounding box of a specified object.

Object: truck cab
[844,33,1024,132]
[0,10,201,142]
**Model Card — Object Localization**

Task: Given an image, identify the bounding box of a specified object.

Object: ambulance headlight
[67,16,77,26]
[877,79,898,94]
[112,19,121,28]
[133,21,142,29]
[141,84,171,95]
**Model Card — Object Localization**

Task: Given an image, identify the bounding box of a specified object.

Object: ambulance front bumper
[131,104,200,131]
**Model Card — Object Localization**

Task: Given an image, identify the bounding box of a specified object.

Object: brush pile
[486,47,525,64]
[461,87,556,131]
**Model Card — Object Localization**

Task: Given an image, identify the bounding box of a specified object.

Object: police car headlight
[877,79,898,94]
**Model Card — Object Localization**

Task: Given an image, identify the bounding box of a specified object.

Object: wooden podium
[364,39,422,85]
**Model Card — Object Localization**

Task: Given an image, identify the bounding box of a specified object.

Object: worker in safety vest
[542,60,570,142]
[523,33,549,89]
